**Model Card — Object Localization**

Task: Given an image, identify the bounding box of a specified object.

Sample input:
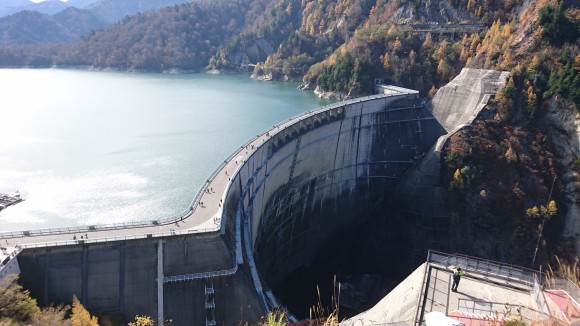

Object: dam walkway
[0,112,294,274]
[0,113,285,249]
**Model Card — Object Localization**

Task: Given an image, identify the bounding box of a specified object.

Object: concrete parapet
[0,251,20,280]
[342,263,426,325]
[431,68,509,133]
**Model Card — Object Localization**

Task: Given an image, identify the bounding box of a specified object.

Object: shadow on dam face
[237,94,448,319]
[256,177,427,318]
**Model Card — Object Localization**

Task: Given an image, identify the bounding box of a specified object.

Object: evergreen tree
[0,275,40,324]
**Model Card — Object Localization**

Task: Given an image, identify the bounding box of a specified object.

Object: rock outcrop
[545,97,580,255]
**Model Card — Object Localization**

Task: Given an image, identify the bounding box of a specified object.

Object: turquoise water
[0,69,333,231]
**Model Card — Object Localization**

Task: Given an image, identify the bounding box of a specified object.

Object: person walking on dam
[452,267,464,292]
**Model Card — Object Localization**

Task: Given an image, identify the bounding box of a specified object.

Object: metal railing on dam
[426,250,537,287]
[414,250,541,325]
[16,226,220,249]
[163,257,239,283]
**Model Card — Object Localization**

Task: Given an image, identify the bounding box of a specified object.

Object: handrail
[163,264,238,283]
[413,262,432,326]
[428,250,537,273]
[544,277,580,303]
[16,226,220,249]
[456,298,552,322]
[427,250,538,286]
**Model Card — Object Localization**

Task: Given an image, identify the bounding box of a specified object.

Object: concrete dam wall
[225,91,446,316]
[17,232,265,325]
[13,87,457,324]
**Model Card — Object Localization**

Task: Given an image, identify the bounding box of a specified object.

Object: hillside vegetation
[0,0,193,45]
[0,0,576,97]
[0,8,104,44]
[438,0,578,267]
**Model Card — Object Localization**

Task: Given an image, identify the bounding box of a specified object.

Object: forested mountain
[2,0,575,97]
[0,8,103,44]
[51,1,264,70]
[0,0,192,45]
[0,0,578,266]
[0,0,95,18]
[86,0,192,24]
[0,0,188,20]
[53,7,105,37]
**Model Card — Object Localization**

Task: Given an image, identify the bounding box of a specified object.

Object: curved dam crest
[228,89,446,314]
[1,68,507,325]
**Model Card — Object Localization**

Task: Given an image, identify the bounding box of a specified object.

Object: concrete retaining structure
[0,249,20,279]
[17,232,264,325]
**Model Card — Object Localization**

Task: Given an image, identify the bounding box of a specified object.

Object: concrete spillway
[0,69,508,325]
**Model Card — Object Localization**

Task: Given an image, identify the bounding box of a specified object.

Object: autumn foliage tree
[128,315,155,326]
[70,296,98,326]
[0,275,75,326]
[29,305,71,326]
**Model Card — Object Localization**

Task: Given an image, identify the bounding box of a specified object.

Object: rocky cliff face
[440,98,569,266]
[545,97,580,255]
[391,0,477,24]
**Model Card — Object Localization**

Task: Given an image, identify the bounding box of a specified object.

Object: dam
[1,69,509,325]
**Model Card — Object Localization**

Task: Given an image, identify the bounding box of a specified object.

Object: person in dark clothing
[452,267,465,292]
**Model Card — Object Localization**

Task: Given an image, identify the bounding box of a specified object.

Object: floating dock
[0,192,24,211]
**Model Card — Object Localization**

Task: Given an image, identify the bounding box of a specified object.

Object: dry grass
[308,278,340,326]
[544,256,580,287]
[250,276,342,326]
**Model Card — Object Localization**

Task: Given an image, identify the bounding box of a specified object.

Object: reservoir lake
[0,69,333,231]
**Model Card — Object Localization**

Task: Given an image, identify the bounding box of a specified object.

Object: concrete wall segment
[343,262,427,325]
[237,92,445,299]
[431,68,509,132]
[86,243,121,312]
[0,253,20,279]
[162,234,232,275]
